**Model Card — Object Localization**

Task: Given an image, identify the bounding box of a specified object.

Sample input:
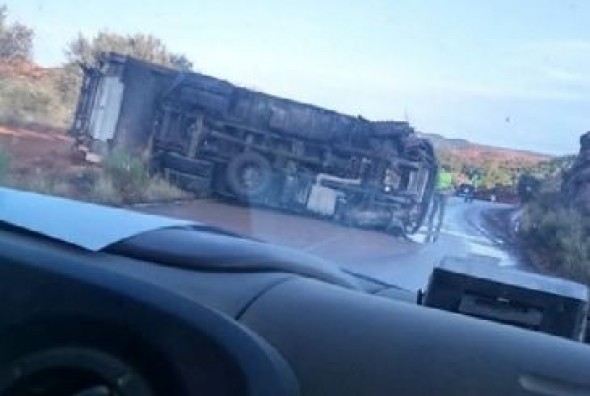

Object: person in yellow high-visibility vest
[426,168,454,242]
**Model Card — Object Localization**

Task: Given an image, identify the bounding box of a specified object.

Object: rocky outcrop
[562,131,590,214]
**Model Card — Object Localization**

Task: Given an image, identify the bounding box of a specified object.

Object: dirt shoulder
[481,204,579,279]
[480,205,543,273]
[0,125,74,173]
[0,124,187,205]
[480,206,518,244]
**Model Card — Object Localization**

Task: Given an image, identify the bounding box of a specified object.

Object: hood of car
[0,188,361,290]
[0,187,193,251]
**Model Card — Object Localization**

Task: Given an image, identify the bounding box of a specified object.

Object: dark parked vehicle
[1,187,590,396]
[456,183,475,202]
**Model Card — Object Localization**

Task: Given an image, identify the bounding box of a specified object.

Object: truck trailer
[71,52,438,234]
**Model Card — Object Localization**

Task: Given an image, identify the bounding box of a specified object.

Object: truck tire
[226,152,272,199]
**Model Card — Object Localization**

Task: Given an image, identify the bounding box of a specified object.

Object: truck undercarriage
[71,53,438,234]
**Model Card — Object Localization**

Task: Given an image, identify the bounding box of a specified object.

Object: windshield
[4,3,590,395]
[0,1,588,292]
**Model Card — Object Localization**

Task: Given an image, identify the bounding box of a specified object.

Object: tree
[0,5,34,61]
[480,163,512,189]
[64,32,193,71]
[437,149,463,173]
[57,31,195,122]
[170,53,194,72]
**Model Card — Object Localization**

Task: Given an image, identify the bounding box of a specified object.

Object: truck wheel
[226,152,272,199]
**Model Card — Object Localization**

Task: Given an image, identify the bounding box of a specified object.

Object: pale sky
[4,0,590,155]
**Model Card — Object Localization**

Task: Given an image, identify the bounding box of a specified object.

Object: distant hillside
[418,132,552,167]
[418,132,553,189]
[418,133,471,150]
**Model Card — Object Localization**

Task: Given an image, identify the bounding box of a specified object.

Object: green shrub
[143,175,187,202]
[8,170,71,198]
[0,148,10,182]
[102,149,187,203]
[103,149,150,203]
[0,77,69,129]
[66,167,101,196]
[0,145,185,204]
[519,194,590,284]
[87,173,122,205]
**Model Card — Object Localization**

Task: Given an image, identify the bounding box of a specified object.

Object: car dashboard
[0,188,589,396]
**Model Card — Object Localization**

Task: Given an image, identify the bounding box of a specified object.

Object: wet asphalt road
[139,197,521,291]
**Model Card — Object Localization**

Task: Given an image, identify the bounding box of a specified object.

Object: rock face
[562,131,590,214]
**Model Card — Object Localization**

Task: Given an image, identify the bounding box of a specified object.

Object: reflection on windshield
[0,1,588,287]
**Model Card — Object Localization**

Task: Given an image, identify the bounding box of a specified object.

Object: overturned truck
[71,52,438,234]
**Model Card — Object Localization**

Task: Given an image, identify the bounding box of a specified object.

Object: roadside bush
[0,148,10,182]
[0,145,186,204]
[66,167,101,196]
[143,175,187,202]
[519,193,590,284]
[87,173,123,206]
[7,169,71,198]
[0,76,69,129]
[103,149,150,203]
[102,149,187,203]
